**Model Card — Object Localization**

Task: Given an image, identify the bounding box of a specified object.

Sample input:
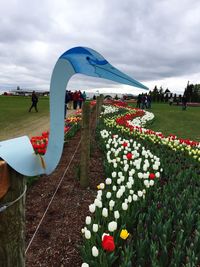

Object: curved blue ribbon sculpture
[0,47,148,176]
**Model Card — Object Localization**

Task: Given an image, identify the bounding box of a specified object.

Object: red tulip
[122,142,128,147]
[149,173,156,180]
[102,234,115,252]
[126,153,133,160]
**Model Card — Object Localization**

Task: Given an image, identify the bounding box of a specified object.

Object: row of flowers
[102,104,200,162]
[81,128,162,266]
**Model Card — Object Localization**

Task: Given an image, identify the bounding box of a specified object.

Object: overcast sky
[0,0,200,94]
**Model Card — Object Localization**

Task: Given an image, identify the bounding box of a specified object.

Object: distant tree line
[183,82,200,102]
[148,83,200,103]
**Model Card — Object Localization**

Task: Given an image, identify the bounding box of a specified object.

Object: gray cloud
[0,0,200,93]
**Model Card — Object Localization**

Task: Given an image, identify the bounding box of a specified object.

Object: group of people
[64,90,86,118]
[136,94,152,109]
[28,90,87,116]
[169,95,187,110]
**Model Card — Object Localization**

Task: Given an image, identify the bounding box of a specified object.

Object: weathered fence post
[96,96,100,125]
[80,102,91,188]
[96,94,104,125]
[0,162,26,267]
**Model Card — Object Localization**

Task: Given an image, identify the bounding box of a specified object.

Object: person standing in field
[29,91,38,112]
[182,95,187,110]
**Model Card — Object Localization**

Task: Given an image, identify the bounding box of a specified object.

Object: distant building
[9,89,49,96]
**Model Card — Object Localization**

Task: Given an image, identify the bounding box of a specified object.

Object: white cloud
[0,0,200,94]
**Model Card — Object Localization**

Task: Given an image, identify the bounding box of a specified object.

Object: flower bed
[81,102,200,266]
[81,129,162,266]
[103,104,200,162]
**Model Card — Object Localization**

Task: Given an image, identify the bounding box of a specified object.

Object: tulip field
[80,101,200,267]
[1,96,200,266]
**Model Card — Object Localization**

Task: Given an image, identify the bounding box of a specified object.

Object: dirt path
[25,109,104,266]
[0,110,76,141]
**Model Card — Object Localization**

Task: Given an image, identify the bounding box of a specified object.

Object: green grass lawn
[0,95,49,128]
[131,102,200,141]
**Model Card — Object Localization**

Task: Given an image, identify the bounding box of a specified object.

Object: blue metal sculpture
[0,47,148,176]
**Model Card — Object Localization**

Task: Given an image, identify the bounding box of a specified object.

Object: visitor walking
[147,94,152,108]
[64,90,70,118]
[29,91,38,112]
[182,95,187,110]
[136,94,142,108]
[169,97,173,106]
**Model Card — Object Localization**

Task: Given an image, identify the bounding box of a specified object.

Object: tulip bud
[85,216,91,225]
[92,246,99,257]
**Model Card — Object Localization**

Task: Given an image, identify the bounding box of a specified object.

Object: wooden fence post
[80,102,91,188]
[96,96,100,125]
[96,94,104,125]
[0,164,26,267]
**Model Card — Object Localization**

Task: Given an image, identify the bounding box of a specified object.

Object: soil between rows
[25,113,104,266]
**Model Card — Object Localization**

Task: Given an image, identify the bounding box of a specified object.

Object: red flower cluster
[116,110,145,129]
[90,100,96,107]
[102,234,115,252]
[30,131,49,155]
[31,126,71,155]
[113,100,128,107]
[149,173,156,180]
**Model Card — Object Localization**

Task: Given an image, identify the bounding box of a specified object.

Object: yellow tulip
[97,184,101,190]
[120,229,129,240]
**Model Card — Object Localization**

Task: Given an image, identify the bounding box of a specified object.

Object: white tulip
[128,195,132,203]
[94,199,102,208]
[105,178,112,185]
[116,190,122,198]
[92,246,99,257]
[129,189,134,195]
[89,204,96,213]
[122,202,128,210]
[118,171,123,177]
[102,208,108,217]
[126,181,132,189]
[81,263,89,267]
[112,172,117,178]
[109,200,115,208]
[143,173,149,179]
[114,210,120,219]
[138,190,143,197]
[85,230,91,239]
[136,164,140,170]
[120,176,125,182]
[108,221,117,232]
[112,185,117,191]
[106,192,112,199]
[99,183,105,189]
[117,178,122,185]
[85,216,91,225]
[153,164,159,170]
[149,180,155,186]
[113,163,118,168]
[155,172,160,178]
[92,224,98,232]
[138,172,143,179]
[133,194,138,201]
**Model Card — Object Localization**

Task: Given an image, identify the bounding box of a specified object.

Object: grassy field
[0,95,49,140]
[130,102,200,141]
